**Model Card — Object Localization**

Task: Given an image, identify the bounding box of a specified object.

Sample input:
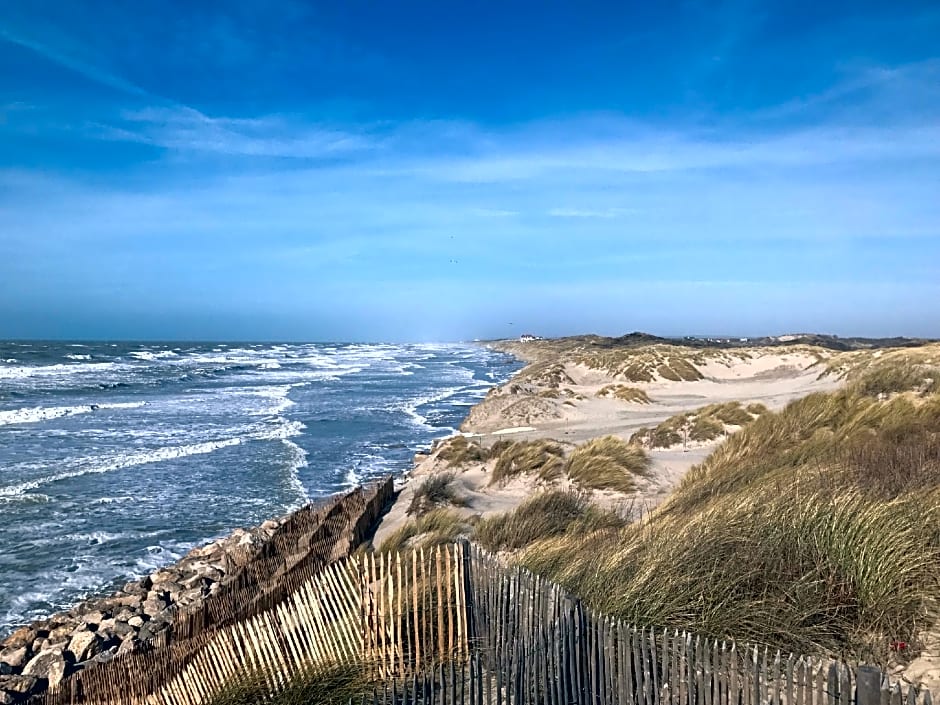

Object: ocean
[0,341,520,636]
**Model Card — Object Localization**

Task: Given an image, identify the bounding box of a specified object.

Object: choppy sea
[0,341,520,636]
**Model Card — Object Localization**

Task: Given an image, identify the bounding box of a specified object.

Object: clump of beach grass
[210,662,371,705]
[379,509,471,554]
[474,490,625,552]
[489,439,566,485]
[596,385,652,403]
[565,436,651,492]
[629,401,765,449]
[407,472,467,516]
[436,435,487,466]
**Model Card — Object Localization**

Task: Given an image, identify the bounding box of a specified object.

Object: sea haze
[0,341,521,635]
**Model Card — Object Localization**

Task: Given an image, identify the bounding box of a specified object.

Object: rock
[1,627,35,650]
[0,646,28,669]
[67,631,101,663]
[91,646,117,665]
[112,621,135,638]
[127,615,145,629]
[96,618,116,634]
[116,636,140,656]
[79,611,105,630]
[151,581,184,600]
[0,689,14,704]
[48,625,73,642]
[141,595,168,618]
[0,674,38,695]
[22,648,68,688]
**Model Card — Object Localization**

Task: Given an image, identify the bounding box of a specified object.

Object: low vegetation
[630,401,766,448]
[490,439,565,485]
[210,662,370,705]
[596,385,652,403]
[379,509,471,554]
[474,490,625,552]
[565,436,651,492]
[436,435,487,465]
[515,363,940,661]
[407,472,467,516]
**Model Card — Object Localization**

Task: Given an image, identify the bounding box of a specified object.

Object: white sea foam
[0,362,118,381]
[128,350,178,361]
[0,401,146,426]
[0,438,243,498]
[281,438,310,503]
[65,354,92,360]
[398,387,463,429]
[1,358,16,363]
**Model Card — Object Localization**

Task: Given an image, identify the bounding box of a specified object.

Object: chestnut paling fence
[38,529,933,705]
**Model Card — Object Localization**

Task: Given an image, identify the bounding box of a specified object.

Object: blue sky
[1,1,938,341]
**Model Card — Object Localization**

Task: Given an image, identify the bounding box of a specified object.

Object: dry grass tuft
[436,435,487,466]
[378,509,471,554]
[630,401,765,449]
[407,472,467,516]
[596,385,652,403]
[566,436,651,492]
[490,439,566,485]
[210,662,370,705]
[474,490,625,552]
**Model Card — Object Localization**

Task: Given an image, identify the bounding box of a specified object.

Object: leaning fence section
[37,540,933,705]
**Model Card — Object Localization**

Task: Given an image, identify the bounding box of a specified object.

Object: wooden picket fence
[38,540,934,705]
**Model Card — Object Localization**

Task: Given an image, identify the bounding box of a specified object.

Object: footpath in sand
[373,341,843,546]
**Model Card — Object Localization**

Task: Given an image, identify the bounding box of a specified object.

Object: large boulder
[0,646,28,669]
[21,648,68,688]
[0,674,38,695]
[0,627,35,650]
[67,631,102,663]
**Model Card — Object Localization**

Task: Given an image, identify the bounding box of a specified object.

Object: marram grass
[474,489,625,552]
[566,435,651,492]
[515,364,940,662]
[209,662,371,705]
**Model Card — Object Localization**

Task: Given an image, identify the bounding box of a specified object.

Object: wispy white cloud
[0,28,150,98]
[104,106,379,158]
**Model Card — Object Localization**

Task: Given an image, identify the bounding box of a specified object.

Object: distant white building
[519,334,543,342]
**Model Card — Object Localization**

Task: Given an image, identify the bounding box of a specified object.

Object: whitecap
[0,402,146,427]
[0,437,242,498]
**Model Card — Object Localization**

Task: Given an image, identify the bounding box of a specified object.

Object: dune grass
[565,436,651,492]
[436,435,488,466]
[596,385,652,403]
[514,365,940,661]
[474,490,626,552]
[489,439,566,485]
[407,472,467,516]
[379,509,471,554]
[630,401,765,449]
[209,662,371,705]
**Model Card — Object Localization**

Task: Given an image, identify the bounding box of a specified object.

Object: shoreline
[0,345,518,702]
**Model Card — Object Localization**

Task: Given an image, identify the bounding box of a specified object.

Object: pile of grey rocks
[0,518,283,704]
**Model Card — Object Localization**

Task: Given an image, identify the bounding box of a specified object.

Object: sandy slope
[373,344,842,546]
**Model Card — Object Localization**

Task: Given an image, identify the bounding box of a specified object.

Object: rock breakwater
[0,479,393,704]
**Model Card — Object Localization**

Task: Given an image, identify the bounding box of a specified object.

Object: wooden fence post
[856,667,882,705]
